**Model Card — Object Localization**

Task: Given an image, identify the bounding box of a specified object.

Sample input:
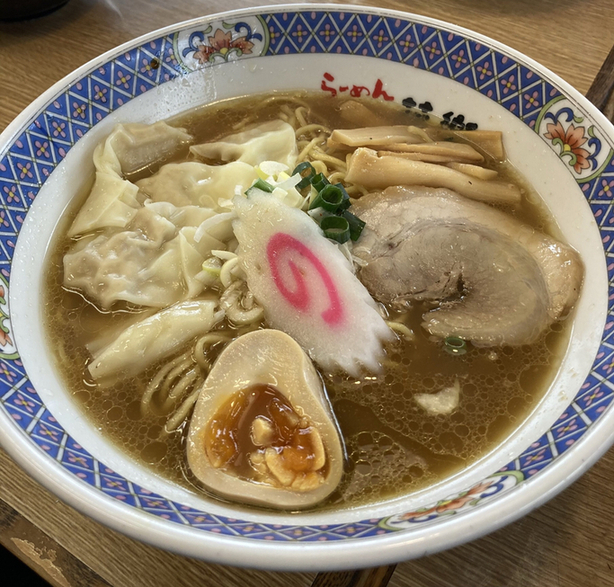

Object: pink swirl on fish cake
[266,232,344,326]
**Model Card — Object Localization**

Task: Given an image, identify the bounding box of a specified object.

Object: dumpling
[136,161,258,209]
[88,300,224,382]
[143,200,217,231]
[190,120,298,169]
[68,171,140,237]
[99,121,192,176]
[63,203,224,309]
[69,122,192,237]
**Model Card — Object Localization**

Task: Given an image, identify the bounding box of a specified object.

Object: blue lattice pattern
[0,8,613,540]
[263,11,562,126]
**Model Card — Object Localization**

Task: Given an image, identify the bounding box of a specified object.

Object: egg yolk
[204,384,327,491]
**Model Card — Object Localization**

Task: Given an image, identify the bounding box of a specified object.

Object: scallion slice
[311,172,330,194]
[342,210,366,241]
[443,336,467,355]
[334,183,351,211]
[292,162,316,190]
[321,215,350,243]
[245,178,274,196]
[310,184,345,212]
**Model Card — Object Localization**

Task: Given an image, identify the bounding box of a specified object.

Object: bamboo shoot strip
[338,100,390,127]
[328,126,425,148]
[377,141,484,162]
[376,151,454,164]
[446,162,499,180]
[346,148,521,205]
[426,129,505,161]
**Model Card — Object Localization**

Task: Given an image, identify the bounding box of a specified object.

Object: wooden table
[1,0,614,585]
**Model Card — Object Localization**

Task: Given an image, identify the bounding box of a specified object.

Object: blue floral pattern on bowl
[0,7,612,541]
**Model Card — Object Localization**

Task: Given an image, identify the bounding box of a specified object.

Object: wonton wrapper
[190,120,298,169]
[137,161,258,209]
[64,203,222,309]
[88,300,223,382]
[69,122,191,237]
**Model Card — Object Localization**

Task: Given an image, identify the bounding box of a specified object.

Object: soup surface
[43,92,573,511]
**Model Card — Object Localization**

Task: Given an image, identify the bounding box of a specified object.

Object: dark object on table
[0,0,69,21]
[311,565,398,587]
[0,546,51,586]
[586,43,614,122]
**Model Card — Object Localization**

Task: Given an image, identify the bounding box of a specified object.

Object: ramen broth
[42,93,572,510]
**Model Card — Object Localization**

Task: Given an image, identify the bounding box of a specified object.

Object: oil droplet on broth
[140,441,168,465]
[107,406,123,422]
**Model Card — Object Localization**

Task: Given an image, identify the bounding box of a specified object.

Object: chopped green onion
[321,216,350,244]
[290,168,364,241]
[245,178,274,196]
[342,210,366,241]
[334,183,351,211]
[310,184,344,212]
[292,162,316,190]
[311,172,330,193]
[443,336,467,355]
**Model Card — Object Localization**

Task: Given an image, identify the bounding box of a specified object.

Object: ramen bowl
[0,3,611,572]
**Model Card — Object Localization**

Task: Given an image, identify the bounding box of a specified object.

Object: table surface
[1,0,614,585]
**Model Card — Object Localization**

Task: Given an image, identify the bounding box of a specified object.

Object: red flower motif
[210,29,233,50]
[194,44,216,62]
[544,121,591,174]
[400,480,494,520]
[0,329,12,348]
[194,29,254,64]
[231,36,255,55]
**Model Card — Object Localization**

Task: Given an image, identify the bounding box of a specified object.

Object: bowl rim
[0,2,613,571]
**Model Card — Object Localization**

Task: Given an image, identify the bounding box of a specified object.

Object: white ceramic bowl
[0,3,612,572]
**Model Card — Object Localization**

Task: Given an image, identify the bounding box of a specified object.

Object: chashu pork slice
[352,186,583,346]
